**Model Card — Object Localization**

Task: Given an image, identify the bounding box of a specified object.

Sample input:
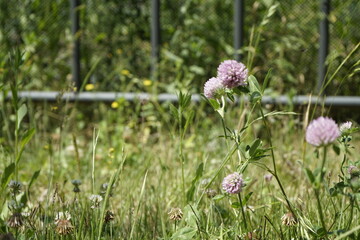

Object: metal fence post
[71,0,81,91]
[151,0,160,80]
[234,0,244,61]
[317,0,330,94]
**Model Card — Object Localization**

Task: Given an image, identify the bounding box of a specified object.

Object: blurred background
[0,0,359,96]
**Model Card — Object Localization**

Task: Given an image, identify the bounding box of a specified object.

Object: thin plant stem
[92,129,100,194]
[313,146,329,239]
[346,197,354,230]
[259,105,296,217]
[340,140,348,177]
[238,192,248,232]
[314,188,328,239]
[320,146,328,180]
[179,108,186,204]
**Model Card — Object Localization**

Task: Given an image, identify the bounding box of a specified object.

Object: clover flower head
[89,194,103,209]
[168,208,183,221]
[339,121,352,133]
[217,60,248,88]
[222,172,245,194]
[55,211,71,224]
[8,180,22,196]
[204,77,224,99]
[7,213,23,228]
[104,210,115,223]
[264,174,273,182]
[281,212,297,226]
[305,117,340,147]
[55,219,74,235]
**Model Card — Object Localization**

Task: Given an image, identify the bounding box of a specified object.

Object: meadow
[1,0,360,239]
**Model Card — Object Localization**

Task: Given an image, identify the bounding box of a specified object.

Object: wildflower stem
[346,197,354,230]
[314,188,328,238]
[238,192,248,232]
[258,106,276,175]
[259,105,296,217]
[340,141,348,177]
[313,146,329,239]
[320,146,328,181]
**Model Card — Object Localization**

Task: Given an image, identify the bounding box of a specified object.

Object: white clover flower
[89,194,103,209]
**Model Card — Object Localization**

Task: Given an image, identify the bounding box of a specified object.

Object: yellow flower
[108,147,115,159]
[116,49,123,55]
[143,79,152,86]
[120,69,130,76]
[85,84,95,91]
[111,101,119,109]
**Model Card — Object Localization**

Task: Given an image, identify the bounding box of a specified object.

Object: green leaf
[305,168,315,184]
[227,92,235,103]
[233,86,250,95]
[231,202,241,208]
[1,163,15,190]
[332,144,340,155]
[20,128,35,149]
[212,194,225,201]
[28,169,41,189]
[249,139,261,157]
[171,227,197,240]
[243,192,253,205]
[250,91,262,103]
[16,128,36,164]
[248,75,262,93]
[208,99,220,110]
[169,104,179,121]
[17,104,27,129]
[186,163,203,202]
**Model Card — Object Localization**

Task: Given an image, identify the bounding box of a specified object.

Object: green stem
[179,108,186,204]
[320,146,328,182]
[259,106,296,217]
[259,106,276,175]
[238,192,248,232]
[346,197,354,230]
[340,142,348,177]
[314,188,328,238]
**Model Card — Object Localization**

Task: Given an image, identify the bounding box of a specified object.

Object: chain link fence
[0,0,359,96]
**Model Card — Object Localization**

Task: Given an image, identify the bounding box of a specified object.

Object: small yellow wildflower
[85,84,95,91]
[108,147,115,159]
[51,106,58,111]
[116,49,123,55]
[143,79,152,86]
[120,69,130,76]
[111,101,119,109]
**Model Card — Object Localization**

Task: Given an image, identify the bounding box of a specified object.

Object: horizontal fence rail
[6,91,360,107]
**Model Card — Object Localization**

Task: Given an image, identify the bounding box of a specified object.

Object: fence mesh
[0,0,358,95]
